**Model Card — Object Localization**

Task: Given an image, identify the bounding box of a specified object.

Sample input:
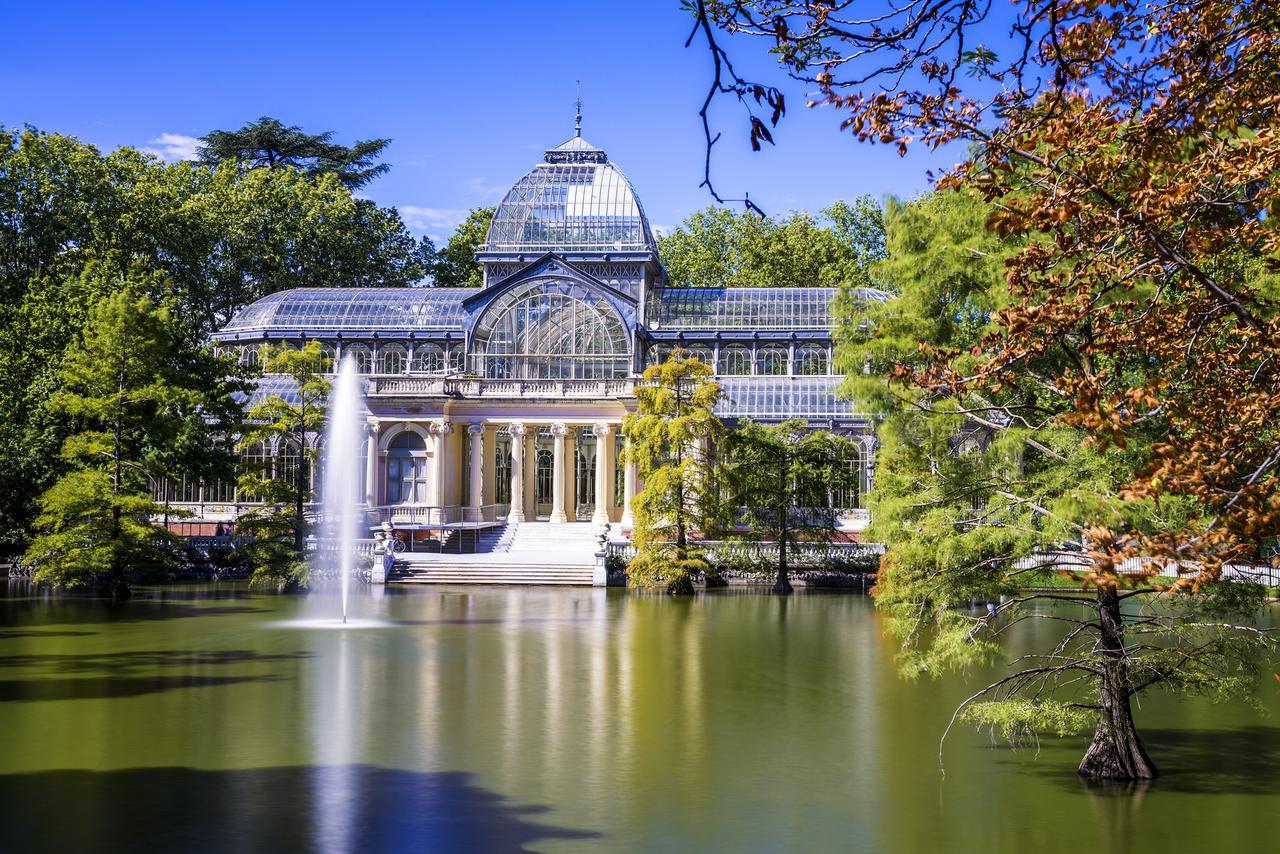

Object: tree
[0,126,429,558]
[22,279,244,600]
[694,0,1280,780]
[725,419,863,593]
[657,199,884,289]
[432,207,493,287]
[839,190,1271,781]
[198,116,391,190]
[622,349,728,595]
[234,341,329,591]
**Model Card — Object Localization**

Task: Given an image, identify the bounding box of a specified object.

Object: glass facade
[221,288,473,334]
[651,287,886,331]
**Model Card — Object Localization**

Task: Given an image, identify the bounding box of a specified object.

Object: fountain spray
[321,355,364,624]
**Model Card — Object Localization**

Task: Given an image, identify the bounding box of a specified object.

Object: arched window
[411,343,447,373]
[472,279,630,379]
[386,431,429,504]
[319,343,337,374]
[239,441,272,485]
[756,346,789,376]
[241,345,260,369]
[378,344,407,375]
[494,428,512,506]
[795,346,828,376]
[342,345,372,374]
[275,438,311,494]
[682,345,713,366]
[647,344,672,367]
[719,346,751,376]
[831,442,863,510]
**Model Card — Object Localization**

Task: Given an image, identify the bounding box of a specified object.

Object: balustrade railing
[367,503,504,529]
[368,377,636,399]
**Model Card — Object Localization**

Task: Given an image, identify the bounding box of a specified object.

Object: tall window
[756,346,789,376]
[472,279,630,379]
[346,345,373,374]
[647,344,672,367]
[379,344,406,375]
[386,431,429,504]
[494,429,512,505]
[683,345,713,366]
[830,444,863,510]
[795,346,828,376]
[411,344,447,373]
[719,346,751,375]
[614,429,625,507]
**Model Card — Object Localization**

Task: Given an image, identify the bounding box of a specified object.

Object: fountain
[322,355,363,624]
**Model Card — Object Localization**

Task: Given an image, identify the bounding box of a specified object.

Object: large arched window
[378,344,406,375]
[756,346,789,376]
[386,431,429,504]
[346,344,373,374]
[795,346,828,376]
[471,279,630,379]
[411,343,447,373]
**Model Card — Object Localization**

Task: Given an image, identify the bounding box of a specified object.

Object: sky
[2,1,961,245]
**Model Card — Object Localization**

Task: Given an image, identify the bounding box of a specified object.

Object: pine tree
[198,116,391,189]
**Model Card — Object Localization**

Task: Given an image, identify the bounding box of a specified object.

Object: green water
[0,583,1276,853]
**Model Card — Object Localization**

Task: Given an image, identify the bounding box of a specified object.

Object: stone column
[364,422,380,506]
[467,423,484,516]
[432,421,452,509]
[549,423,568,523]
[621,436,637,531]
[592,422,611,526]
[508,423,527,523]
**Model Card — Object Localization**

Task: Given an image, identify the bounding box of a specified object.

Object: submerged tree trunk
[1078,585,1157,780]
[773,517,793,594]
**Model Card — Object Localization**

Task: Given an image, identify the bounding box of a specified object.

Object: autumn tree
[433,207,494,287]
[622,349,728,595]
[693,0,1280,781]
[725,419,863,593]
[23,278,244,600]
[234,341,329,591]
[198,116,391,190]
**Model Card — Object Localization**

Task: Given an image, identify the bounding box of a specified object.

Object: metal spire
[574,80,582,138]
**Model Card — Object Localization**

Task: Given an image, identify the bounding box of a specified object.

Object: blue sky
[3,1,960,244]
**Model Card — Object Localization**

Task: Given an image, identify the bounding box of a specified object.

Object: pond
[0,583,1276,853]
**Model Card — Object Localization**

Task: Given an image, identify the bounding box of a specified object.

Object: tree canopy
[432,207,493,287]
[657,198,884,289]
[198,116,391,190]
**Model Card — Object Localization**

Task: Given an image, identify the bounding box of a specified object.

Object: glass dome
[485,136,656,254]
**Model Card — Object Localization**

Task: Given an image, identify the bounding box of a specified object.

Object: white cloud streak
[396,205,469,243]
[142,133,201,162]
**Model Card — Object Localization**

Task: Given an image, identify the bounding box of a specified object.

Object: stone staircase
[390,522,601,585]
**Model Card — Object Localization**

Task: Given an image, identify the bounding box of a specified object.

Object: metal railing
[367,377,635,399]
[367,504,505,529]
[605,538,882,567]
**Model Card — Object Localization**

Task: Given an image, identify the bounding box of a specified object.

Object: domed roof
[484,134,656,254]
[217,287,473,336]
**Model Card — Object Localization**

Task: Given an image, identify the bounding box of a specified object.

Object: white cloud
[142,133,201,162]
[651,224,674,238]
[463,176,508,201]
[396,205,469,243]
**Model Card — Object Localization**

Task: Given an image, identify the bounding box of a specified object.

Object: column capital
[431,420,453,436]
[591,421,612,438]
[550,422,569,438]
[509,422,527,437]
[467,422,485,436]
[365,420,382,435]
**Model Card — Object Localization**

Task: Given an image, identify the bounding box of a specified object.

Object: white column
[621,435,637,531]
[549,423,568,523]
[364,422,380,506]
[467,423,484,515]
[508,423,527,523]
[592,422,611,526]
[432,421,452,508]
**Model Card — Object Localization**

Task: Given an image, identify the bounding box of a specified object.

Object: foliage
[0,125,427,557]
[198,115,392,190]
[233,341,329,591]
[22,281,244,600]
[432,207,494,287]
[657,198,884,289]
[725,419,862,592]
[622,349,729,594]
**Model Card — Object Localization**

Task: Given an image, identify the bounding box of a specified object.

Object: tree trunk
[1078,585,1157,780]
[667,574,696,596]
[773,512,793,594]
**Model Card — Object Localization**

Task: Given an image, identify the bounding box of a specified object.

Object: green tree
[0,126,428,558]
[432,207,494,287]
[23,279,244,600]
[725,420,863,593]
[657,198,884,289]
[622,349,728,595]
[198,116,391,190]
[839,191,1271,779]
[234,341,329,591]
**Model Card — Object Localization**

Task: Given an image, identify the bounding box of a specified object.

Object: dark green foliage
[22,282,244,600]
[725,420,863,592]
[432,207,493,287]
[198,116,392,190]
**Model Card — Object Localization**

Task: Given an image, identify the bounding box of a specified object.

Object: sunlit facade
[186,131,883,534]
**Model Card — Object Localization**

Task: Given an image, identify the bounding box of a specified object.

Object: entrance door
[574,429,596,521]
[534,448,554,519]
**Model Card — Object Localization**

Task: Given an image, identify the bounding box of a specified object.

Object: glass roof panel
[220,288,476,334]
[485,137,656,254]
[652,287,888,330]
[715,377,865,421]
